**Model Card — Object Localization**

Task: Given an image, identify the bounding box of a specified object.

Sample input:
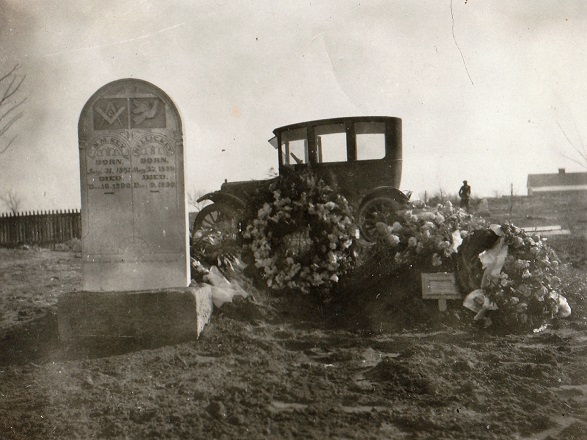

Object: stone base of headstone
[57,285,212,346]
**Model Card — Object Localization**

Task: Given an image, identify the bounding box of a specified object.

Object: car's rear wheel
[358,197,402,242]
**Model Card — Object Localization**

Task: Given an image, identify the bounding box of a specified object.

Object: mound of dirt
[2,248,587,439]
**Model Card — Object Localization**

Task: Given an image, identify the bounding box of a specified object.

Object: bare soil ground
[1,195,586,439]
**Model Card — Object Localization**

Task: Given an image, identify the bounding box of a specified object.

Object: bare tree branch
[0,64,26,155]
[557,120,587,168]
[0,111,23,138]
[0,64,19,84]
[0,95,27,122]
[561,152,587,170]
[0,135,16,155]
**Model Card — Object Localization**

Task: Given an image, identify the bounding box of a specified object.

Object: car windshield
[280,127,308,165]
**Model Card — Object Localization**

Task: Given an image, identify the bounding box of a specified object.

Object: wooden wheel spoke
[359,197,400,242]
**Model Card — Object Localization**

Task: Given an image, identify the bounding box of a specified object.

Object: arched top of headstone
[79,78,182,143]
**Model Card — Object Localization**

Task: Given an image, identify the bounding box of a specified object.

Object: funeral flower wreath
[243,172,358,295]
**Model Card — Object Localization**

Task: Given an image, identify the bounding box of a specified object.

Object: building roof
[527,169,587,191]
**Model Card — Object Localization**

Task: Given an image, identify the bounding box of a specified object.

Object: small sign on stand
[421,273,461,311]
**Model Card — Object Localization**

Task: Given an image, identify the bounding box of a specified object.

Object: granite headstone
[78,78,189,291]
[58,79,211,344]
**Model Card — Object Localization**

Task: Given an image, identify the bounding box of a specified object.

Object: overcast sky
[1,0,586,212]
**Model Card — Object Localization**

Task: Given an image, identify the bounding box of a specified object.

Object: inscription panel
[79,79,189,291]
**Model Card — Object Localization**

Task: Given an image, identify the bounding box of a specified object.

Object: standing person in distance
[459,180,471,211]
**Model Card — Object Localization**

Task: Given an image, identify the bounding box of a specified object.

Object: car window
[356,122,386,160]
[315,123,347,163]
[281,127,308,165]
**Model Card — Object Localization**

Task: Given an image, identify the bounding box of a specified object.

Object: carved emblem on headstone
[94,99,128,129]
[131,98,165,128]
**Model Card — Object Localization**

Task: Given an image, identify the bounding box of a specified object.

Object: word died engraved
[86,134,132,192]
[131,133,177,191]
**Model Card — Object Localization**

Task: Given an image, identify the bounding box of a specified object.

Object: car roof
[272,116,401,136]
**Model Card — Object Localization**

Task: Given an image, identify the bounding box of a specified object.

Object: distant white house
[527,168,587,196]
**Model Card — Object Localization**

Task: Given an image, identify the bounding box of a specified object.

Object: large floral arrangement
[481,223,571,330]
[375,203,572,331]
[376,202,484,273]
[243,171,359,296]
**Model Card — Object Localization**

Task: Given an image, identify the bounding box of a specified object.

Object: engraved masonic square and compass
[93,94,165,131]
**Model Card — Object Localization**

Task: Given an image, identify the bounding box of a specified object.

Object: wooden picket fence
[0,209,81,247]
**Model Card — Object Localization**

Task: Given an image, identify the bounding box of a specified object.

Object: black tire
[358,197,402,242]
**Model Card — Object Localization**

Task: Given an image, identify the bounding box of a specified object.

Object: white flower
[550,276,561,286]
[387,234,401,246]
[421,211,436,221]
[516,303,528,313]
[422,221,436,230]
[518,284,532,297]
[432,253,442,267]
[535,286,548,301]
[515,259,530,270]
[260,203,271,215]
[558,295,572,318]
[451,230,463,252]
[391,222,403,232]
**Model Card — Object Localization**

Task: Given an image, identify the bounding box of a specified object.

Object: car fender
[359,187,410,210]
[196,191,246,210]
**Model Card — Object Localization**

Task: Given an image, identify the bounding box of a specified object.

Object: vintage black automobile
[193,116,410,241]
